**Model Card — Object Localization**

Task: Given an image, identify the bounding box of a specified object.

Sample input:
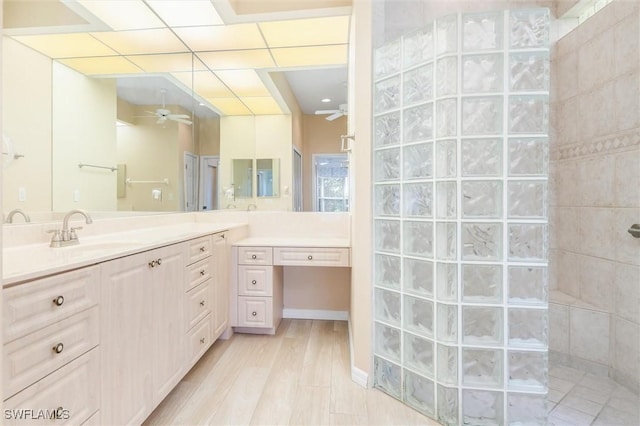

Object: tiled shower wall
[549,0,640,393]
[372,9,550,425]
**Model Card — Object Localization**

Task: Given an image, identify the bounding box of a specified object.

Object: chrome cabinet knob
[251,311,257,316]
[307,255,313,260]
[628,224,640,238]
[53,296,65,306]
[200,300,205,307]
[200,337,205,344]
[148,260,157,268]
[251,280,257,285]
[52,342,64,354]
[200,270,205,276]
[156,258,162,265]
[200,246,206,252]
[251,254,257,259]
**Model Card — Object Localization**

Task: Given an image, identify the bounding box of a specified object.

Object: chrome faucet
[226,203,237,209]
[5,209,31,223]
[247,203,257,211]
[48,209,93,247]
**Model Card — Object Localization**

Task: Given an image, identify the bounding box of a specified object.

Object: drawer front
[238,265,273,297]
[187,315,211,367]
[4,347,99,426]
[273,247,350,267]
[237,246,273,265]
[185,258,212,292]
[186,281,211,331]
[237,297,272,328]
[81,411,100,426]
[186,235,212,265]
[4,266,100,343]
[4,307,99,398]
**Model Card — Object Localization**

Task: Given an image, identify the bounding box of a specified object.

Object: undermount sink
[58,240,144,254]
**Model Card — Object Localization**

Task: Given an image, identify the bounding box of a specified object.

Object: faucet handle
[69,227,83,240]
[47,229,62,247]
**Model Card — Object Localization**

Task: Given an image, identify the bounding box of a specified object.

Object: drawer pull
[156,258,162,265]
[200,270,206,276]
[148,260,157,268]
[252,311,257,316]
[251,279,257,285]
[200,246,206,252]
[52,342,64,354]
[251,254,257,259]
[200,337,205,344]
[53,295,65,306]
[307,255,313,260]
[200,300,205,307]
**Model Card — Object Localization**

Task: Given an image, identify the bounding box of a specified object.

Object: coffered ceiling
[3,0,351,117]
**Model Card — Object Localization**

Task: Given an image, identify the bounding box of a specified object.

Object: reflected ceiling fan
[315,103,347,121]
[139,89,193,125]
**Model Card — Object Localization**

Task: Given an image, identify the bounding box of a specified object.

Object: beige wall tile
[556,97,578,146]
[570,306,610,364]
[614,13,639,77]
[614,72,640,132]
[615,150,640,208]
[556,207,579,251]
[578,256,615,312]
[614,208,640,265]
[556,52,578,101]
[556,160,578,207]
[578,155,615,207]
[579,208,616,259]
[578,29,615,93]
[557,250,581,298]
[550,303,570,353]
[549,248,558,290]
[614,263,640,324]
[613,317,640,379]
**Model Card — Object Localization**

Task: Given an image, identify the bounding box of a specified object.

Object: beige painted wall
[283,266,351,311]
[52,61,117,212]
[197,116,221,156]
[302,114,347,211]
[2,37,52,213]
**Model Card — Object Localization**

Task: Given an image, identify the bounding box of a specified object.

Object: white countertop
[234,237,351,248]
[3,222,244,286]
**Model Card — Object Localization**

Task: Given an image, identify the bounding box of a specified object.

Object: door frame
[199,155,219,211]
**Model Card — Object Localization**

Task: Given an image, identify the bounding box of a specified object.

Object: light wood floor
[144,319,440,426]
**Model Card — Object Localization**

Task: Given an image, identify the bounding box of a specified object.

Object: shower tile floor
[547,365,640,425]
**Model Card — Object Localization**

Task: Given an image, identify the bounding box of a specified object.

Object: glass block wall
[372,9,550,426]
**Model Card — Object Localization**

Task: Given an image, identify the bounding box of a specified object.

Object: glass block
[436,262,457,301]
[508,308,547,348]
[508,350,547,390]
[508,224,546,261]
[510,51,550,92]
[436,57,458,97]
[462,389,504,426]
[374,356,402,399]
[462,264,503,303]
[508,138,547,176]
[404,103,433,143]
[462,54,503,93]
[463,12,503,52]
[435,140,457,178]
[509,9,550,49]
[507,392,547,425]
[404,258,434,297]
[461,138,502,177]
[462,223,502,261]
[404,295,434,337]
[374,39,401,79]
[374,76,401,113]
[403,64,434,105]
[374,112,401,148]
[508,95,548,134]
[435,222,457,261]
[375,184,400,216]
[404,333,434,377]
[463,306,503,345]
[508,266,547,305]
[404,221,433,258]
[508,181,545,218]
[462,96,503,135]
[404,370,435,416]
[436,181,456,219]
[374,148,400,182]
[462,181,502,218]
[375,219,401,254]
[437,344,458,385]
[375,254,401,290]
[374,322,401,362]
[436,14,457,55]
[403,143,433,179]
[462,348,503,388]
[437,385,459,426]
[403,183,433,218]
[404,26,434,68]
[436,99,457,137]
[436,304,458,343]
[374,288,401,326]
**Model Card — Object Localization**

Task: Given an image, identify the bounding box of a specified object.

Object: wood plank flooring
[144,319,440,426]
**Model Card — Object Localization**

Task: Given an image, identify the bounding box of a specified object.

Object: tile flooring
[548,365,640,425]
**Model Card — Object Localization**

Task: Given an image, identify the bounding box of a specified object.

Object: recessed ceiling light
[321,98,331,103]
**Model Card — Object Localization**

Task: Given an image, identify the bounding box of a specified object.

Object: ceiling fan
[315,103,347,121]
[140,89,193,126]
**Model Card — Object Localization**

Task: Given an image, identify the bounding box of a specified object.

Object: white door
[184,152,198,211]
[199,156,219,210]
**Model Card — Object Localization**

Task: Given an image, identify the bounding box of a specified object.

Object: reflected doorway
[199,156,219,211]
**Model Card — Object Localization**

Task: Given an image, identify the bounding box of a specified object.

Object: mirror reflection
[232,159,253,199]
[257,158,279,198]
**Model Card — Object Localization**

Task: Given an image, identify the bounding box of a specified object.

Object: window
[314,154,349,212]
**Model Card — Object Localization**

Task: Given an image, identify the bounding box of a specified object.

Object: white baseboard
[348,317,369,388]
[282,309,349,321]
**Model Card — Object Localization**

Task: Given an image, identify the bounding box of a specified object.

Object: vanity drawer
[238,265,273,297]
[238,247,273,265]
[273,247,350,267]
[187,314,211,367]
[237,297,272,328]
[4,307,99,398]
[4,347,99,426]
[186,282,211,331]
[4,266,100,343]
[186,235,212,265]
[185,258,212,292]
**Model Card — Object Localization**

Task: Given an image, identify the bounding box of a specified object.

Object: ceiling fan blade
[156,117,166,124]
[315,109,339,115]
[171,117,193,125]
[325,111,343,121]
[167,114,191,119]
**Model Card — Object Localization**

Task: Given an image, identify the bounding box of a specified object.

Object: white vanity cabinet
[100,243,185,426]
[212,232,229,339]
[3,266,101,425]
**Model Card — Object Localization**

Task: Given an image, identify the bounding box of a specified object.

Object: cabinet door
[212,233,229,339]
[100,251,153,426]
[151,243,185,406]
